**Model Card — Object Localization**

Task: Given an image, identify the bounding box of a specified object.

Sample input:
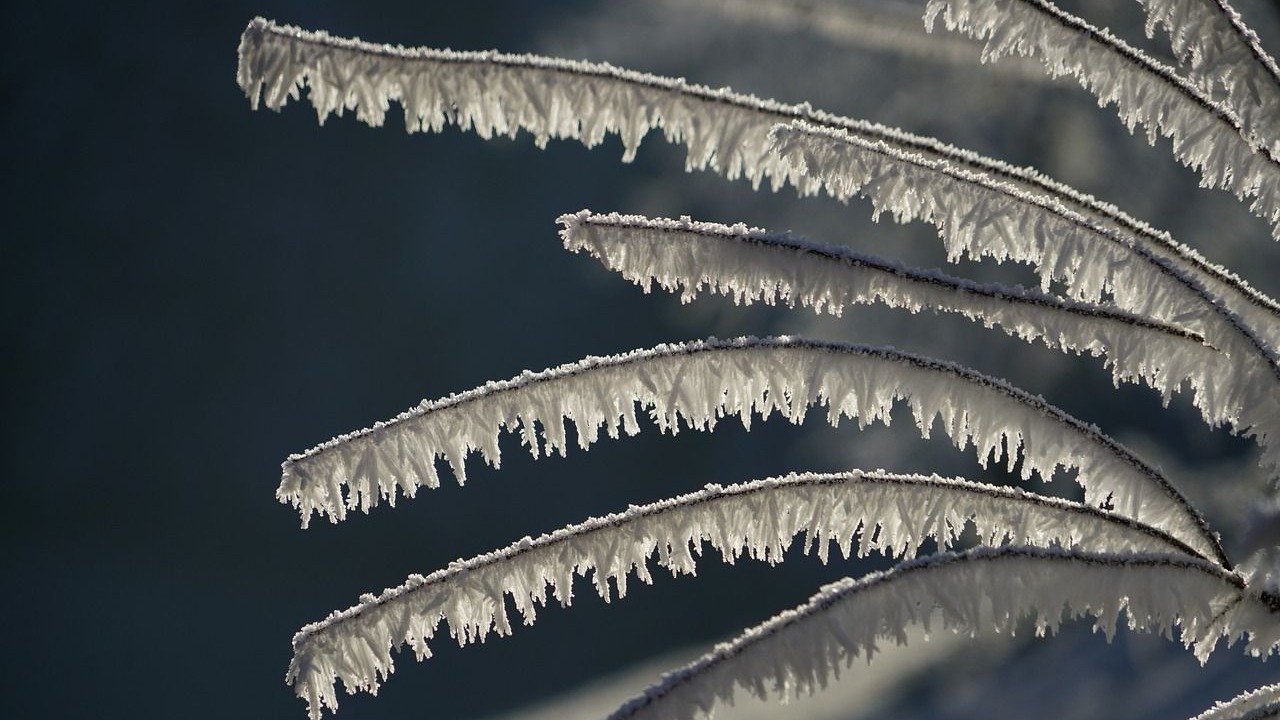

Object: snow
[286,473,1204,718]
[609,547,1280,720]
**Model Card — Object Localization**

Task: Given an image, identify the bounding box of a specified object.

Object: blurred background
[6,1,1280,718]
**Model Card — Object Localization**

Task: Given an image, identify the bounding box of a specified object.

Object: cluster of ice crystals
[287,472,1198,718]
[561,210,1228,425]
[769,121,1280,476]
[236,17,1280,346]
[236,16,812,189]
[279,336,1221,562]
[925,0,1280,238]
[610,547,1280,720]
[1136,0,1280,155]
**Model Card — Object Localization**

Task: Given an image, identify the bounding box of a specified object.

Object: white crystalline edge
[278,335,1224,564]
[925,0,1280,237]
[1214,704,1280,720]
[769,121,1280,476]
[1137,0,1280,154]
[286,472,1203,719]
[235,17,1280,347]
[607,547,1280,720]
[1192,684,1280,720]
[559,209,1233,425]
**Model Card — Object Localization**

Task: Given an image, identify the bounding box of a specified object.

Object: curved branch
[279,336,1225,565]
[235,17,1280,345]
[1191,684,1280,720]
[560,209,1228,424]
[286,472,1201,719]
[1136,0,1280,153]
[609,547,1279,720]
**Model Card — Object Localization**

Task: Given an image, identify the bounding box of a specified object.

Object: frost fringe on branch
[560,210,1228,421]
[279,336,1224,563]
[1136,0,1280,153]
[287,471,1204,719]
[608,547,1280,720]
[235,17,1280,346]
[769,121,1280,473]
[925,0,1280,237]
[1191,684,1280,720]
[1200,706,1280,720]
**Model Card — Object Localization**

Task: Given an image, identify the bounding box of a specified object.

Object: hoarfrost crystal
[288,473,1204,719]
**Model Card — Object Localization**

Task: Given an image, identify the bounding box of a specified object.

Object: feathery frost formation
[761,120,1208,330]
[609,547,1280,720]
[280,336,1222,562]
[560,210,1227,420]
[1191,684,1280,720]
[1136,0,1280,154]
[243,9,1280,720]
[236,16,1280,346]
[236,16,813,189]
[770,121,1280,473]
[925,0,1280,238]
[287,471,1197,718]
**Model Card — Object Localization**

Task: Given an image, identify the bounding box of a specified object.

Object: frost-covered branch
[286,471,1202,718]
[280,336,1224,564]
[1136,0,1280,153]
[560,209,1228,421]
[236,16,1280,344]
[925,0,1280,234]
[771,121,1280,474]
[609,547,1280,720]
[1191,684,1280,720]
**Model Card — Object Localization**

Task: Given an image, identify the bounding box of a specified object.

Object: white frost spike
[560,209,1232,427]
[237,17,1280,344]
[286,471,1202,719]
[925,0,1280,237]
[770,121,1280,474]
[280,336,1224,564]
[608,547,1280,720]
[1136,0,1280,154]
[1190,684,1280,720]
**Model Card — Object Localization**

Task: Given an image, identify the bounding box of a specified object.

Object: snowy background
[6,1,1280,718]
